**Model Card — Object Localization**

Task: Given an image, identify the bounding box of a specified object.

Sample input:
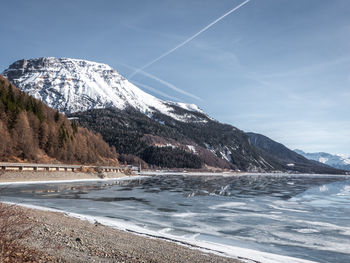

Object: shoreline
[0,173,323,263]
[0,203,242,263]
[1,202,318,263]
[140,170,349,178]
[1,169,348,186]
[0,170,132,185]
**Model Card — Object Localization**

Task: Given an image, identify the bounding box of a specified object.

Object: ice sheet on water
[2,174,350,263]
[291,179,350,204]
[4,202,318,263]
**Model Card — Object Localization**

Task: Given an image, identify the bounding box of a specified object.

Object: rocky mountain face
[2,57,344,173]
[67,107,277,171]
[2,57,206,122]
[247,133,344,174]
[294,149,350,171]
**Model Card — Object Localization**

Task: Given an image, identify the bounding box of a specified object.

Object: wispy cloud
[135,69,203,101]
[119,63,203,101]
[128,0,251,78]
[131,80,181,101]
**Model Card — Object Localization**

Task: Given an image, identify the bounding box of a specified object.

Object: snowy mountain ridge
[2,57,206,122]
[2,57,345,173]
[294,149,350,171]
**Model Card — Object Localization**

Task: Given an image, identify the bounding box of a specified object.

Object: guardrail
[0,162,124,173]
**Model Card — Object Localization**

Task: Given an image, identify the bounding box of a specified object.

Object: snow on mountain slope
[2,57,207,122]
[294,149,350,171]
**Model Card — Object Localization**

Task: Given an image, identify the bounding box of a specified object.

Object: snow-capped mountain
[294,149,350,171]
[2,57,206,122]
[2,57,344,174]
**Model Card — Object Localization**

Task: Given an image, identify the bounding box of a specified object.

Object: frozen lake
[1,173,350,263]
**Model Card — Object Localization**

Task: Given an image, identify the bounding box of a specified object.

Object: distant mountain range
[2,57,345,174]
[294,150,350,171]
[246,133,344,174]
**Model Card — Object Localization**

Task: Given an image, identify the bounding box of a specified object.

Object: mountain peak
[294,149,350,171]
[2,57,206,122]
[7,57,114,71]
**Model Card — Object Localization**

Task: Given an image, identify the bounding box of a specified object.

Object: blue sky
[1,0,349,156]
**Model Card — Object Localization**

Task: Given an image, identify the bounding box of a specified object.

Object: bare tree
[0,120,11,159]
[13,112,37,160]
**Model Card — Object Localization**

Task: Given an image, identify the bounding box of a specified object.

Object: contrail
[135,69,203,101]
[119,63,203,101]
[131,80,182,101]
[128,0,250,78]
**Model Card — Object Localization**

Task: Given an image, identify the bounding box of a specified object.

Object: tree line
[0,76,117,164]
[141,146,202,168]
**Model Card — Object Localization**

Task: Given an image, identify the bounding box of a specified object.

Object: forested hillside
[69,107,212,169]
[247,132,344,174]
[69,107,346,173]
[0,75,117,164]
[68,107,270,171]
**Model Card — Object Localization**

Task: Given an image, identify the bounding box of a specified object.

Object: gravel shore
[0,204,243,263]
[0,170,128,184]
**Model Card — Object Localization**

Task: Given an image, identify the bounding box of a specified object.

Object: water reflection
[1,174,347,201]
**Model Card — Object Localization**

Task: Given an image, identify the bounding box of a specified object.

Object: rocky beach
[0,203,241,263]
